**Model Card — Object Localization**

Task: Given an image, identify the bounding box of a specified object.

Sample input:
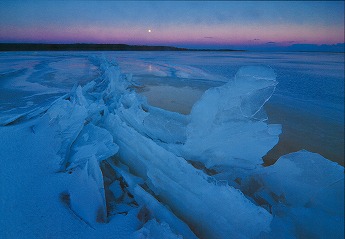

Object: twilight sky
[0,1,344,49]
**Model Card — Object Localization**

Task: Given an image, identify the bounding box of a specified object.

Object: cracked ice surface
[0,56,343,239]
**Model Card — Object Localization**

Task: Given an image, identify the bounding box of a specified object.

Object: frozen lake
[1,51,343,165]
[0,51,344,239]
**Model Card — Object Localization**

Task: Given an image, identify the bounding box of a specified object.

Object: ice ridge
[12,57,343,239]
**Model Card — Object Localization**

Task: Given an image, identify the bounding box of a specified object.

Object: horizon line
[0,42,344,53]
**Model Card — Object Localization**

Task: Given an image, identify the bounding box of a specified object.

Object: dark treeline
[0,43,242,52]
[0,43,188,51]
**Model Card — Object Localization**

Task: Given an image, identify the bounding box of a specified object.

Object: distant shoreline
[0,43,344,53]
[0,43,245,52]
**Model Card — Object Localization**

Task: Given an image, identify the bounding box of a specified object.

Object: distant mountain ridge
[239,42,345,53]
[286,43,345,52]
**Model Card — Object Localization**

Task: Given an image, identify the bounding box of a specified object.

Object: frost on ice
[3,57,343,239]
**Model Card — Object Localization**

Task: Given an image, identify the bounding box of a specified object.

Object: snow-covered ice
[0,53,344,239]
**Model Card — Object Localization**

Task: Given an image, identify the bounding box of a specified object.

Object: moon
[148,29,152,33]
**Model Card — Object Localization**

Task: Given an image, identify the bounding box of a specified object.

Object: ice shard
[183,66,281,169]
